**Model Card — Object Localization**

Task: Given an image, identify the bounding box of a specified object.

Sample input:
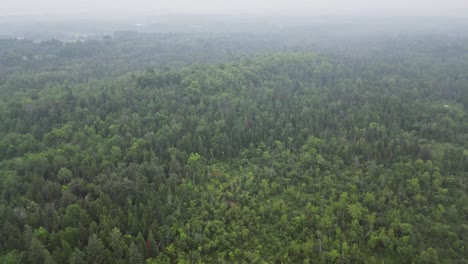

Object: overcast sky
[1,0,468,17]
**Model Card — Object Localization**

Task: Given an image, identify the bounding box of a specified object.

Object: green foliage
[0,251,22,264]
[128,243,144,264]
[0,31,466,263]
[85,234,108,264]
[69,248,86,264]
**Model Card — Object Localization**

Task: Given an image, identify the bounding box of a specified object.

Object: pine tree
[127,242,144,264]
[85,234,108,264]
[69,248,86,264]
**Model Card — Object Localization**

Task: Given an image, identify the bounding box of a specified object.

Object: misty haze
[0,1,467,263]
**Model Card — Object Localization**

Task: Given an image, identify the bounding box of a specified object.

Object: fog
[1,0,468,17]
[2,0,468,41]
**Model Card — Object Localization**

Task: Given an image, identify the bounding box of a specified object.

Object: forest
[0,24,467,263]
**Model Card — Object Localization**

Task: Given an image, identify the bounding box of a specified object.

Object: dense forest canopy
[0,19,467,263]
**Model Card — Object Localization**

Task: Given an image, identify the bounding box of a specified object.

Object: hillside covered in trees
[0,28,467,263]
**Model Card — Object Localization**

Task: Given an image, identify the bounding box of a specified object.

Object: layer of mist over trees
[0,16,467,263]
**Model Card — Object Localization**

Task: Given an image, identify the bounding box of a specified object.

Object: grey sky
[1,0,468,17]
